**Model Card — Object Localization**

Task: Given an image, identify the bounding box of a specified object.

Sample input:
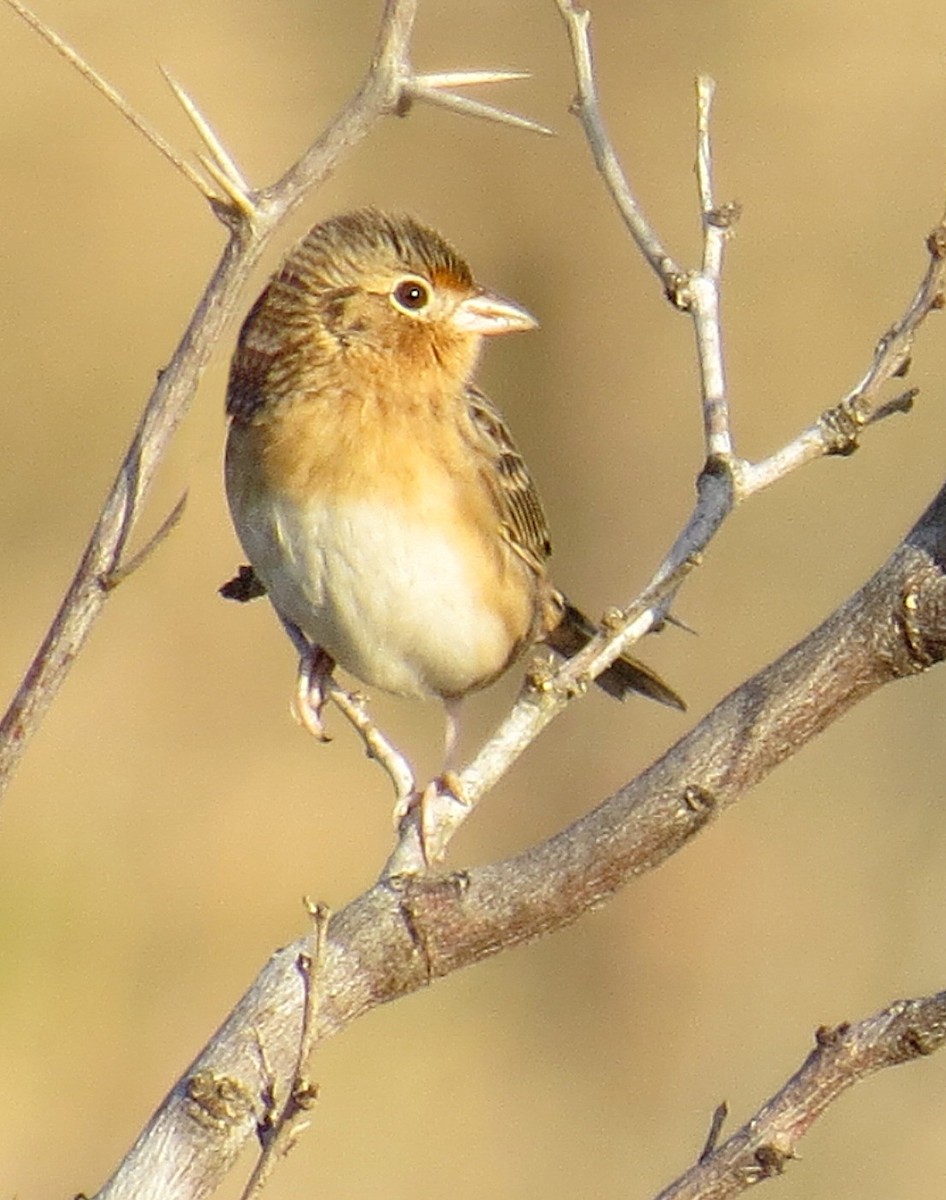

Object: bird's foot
[392,771,468,866]
[293,646,337,741]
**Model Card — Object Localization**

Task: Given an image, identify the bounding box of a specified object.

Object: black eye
[392,277,431,313]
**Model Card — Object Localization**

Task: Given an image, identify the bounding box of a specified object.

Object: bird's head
[227,209,536,421]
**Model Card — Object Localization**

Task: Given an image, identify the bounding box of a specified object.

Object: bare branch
[554,0,682,284]
[92,476,946,1197]
[741,223,946,495]
[397,0,946,863]
[654,993,946,1200]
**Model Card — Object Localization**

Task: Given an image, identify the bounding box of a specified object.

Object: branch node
[706,200,742,231]
[682,783,716,814]
[184,1071,255,1135]
[814,1022,848,1047]
[926,222,946,258]
[665,270,697,310]
[897,584,942,671]
[818,401,864,457]
[753,1143,792,1178]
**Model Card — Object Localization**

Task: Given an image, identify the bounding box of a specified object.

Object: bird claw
[393,772,468,865]
[293,646,336,741]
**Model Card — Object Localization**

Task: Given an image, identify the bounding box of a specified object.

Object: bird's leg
[416,697,468,862]
[442,696,463,773]
[280,617,336,741]
[384,705,474,875]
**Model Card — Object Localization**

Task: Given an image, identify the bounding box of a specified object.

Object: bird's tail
[546,601,685,710]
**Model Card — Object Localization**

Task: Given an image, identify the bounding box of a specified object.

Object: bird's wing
[464,384,552,574]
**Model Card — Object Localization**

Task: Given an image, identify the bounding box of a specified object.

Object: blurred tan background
[3,1,946,1196]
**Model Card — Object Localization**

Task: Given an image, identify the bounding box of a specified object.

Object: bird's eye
[391,276,431,314]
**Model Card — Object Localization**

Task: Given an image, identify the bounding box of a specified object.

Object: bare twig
[101,493,188,591]
[699,1103,729,1164]
[3,0,214,198]
[397,556,695,871]
[325,686,416,806]
[238,901,329,1200]
[691,75,736,461]
[555,0,682,284]
[740,223,946,495]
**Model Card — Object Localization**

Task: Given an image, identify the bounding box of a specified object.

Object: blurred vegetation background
[3,1,946,1196]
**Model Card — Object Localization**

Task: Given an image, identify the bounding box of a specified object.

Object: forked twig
[398,0,946,868]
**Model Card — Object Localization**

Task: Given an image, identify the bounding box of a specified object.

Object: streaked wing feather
[464,385,551,573]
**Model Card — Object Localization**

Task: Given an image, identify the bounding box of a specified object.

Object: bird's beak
[451,288,538,336]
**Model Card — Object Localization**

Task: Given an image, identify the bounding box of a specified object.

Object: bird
[222,208,682,812]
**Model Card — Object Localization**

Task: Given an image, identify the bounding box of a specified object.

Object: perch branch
[92,475,946,1198]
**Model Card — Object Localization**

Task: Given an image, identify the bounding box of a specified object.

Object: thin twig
[326,685,416,804]
[4,0,214,199]
[699,1102,729,1163]
[101,493,188,591]
[391,553,696,871]
[740,223,946,496]
[238,902,329,1200]
[554,0,681,285]
[691,74,735,461]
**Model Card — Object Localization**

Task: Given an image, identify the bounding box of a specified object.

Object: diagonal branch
[654,992,946,1200]
[2,0,214,197]
[92,474,946,1198]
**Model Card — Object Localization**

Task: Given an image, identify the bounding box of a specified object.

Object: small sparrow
[222,209,682,781]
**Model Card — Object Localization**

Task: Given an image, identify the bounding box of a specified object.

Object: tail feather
[546,601,685,711]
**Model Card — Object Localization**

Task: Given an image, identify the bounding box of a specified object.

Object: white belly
[233,489,520,698]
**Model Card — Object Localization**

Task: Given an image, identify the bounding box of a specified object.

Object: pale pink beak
[451,288,538,336]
